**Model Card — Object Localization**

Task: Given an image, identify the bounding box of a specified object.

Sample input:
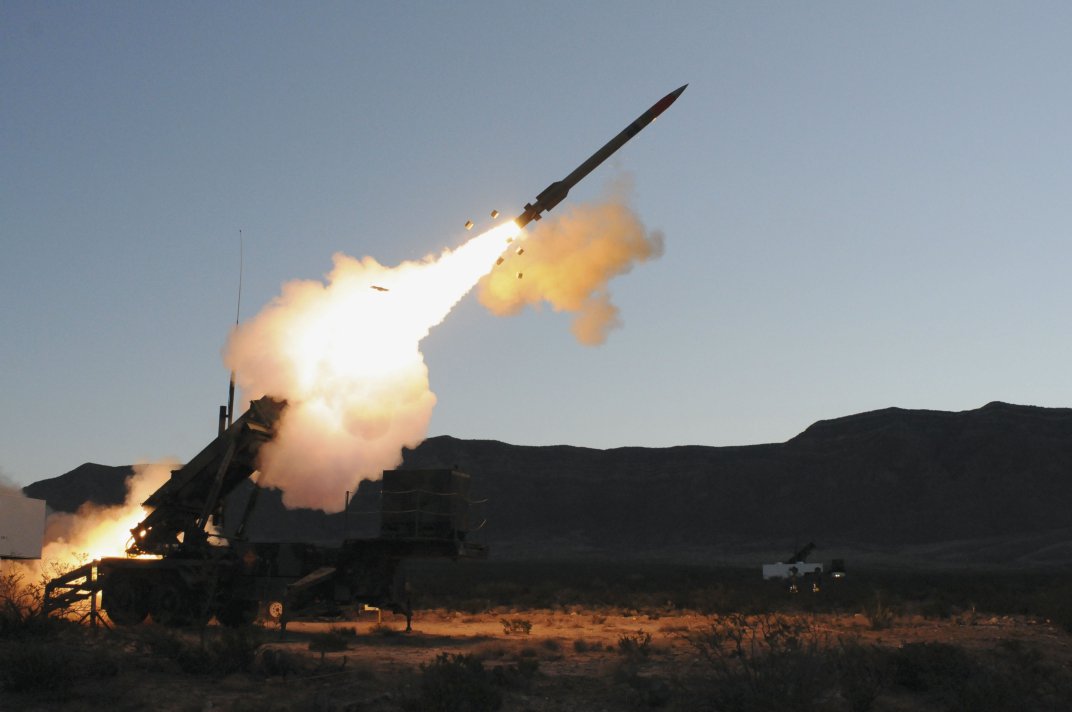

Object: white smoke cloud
[477,179,664,345]
[224,224,519,512]
[8,461,176,582]
[41,461,176,564]
[221,182,664,512]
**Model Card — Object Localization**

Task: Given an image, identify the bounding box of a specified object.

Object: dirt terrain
[4,605,1070,712]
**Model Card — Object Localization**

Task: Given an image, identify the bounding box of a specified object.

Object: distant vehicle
[762,542,826,593]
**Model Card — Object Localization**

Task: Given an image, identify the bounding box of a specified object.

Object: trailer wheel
[265,600,285,622]
[102,572,149,625]
[217,598,258,627]
[149,579,193,626]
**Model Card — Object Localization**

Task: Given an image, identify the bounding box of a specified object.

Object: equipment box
[379,469,471,541]
[0,495,46,559]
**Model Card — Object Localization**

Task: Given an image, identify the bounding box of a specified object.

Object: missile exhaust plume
[224,222,521,511]
[479,179,664,345]
[223,86,686,510]
[8,461,175,581]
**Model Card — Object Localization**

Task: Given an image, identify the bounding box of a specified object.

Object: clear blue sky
[3,2,1070,487]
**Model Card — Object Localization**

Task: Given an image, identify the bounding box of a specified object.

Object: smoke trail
[224,224,519,511]
[222,182,662,512]
[477,181,664,345]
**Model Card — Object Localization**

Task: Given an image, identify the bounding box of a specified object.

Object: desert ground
[3,563,1072,711]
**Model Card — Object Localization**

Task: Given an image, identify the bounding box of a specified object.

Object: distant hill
[23,402,1072,567]
[23,463,131,512]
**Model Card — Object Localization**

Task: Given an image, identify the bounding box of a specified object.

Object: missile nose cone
[650,84,688,118]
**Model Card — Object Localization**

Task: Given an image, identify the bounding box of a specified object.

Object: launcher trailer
[45,397,486,628]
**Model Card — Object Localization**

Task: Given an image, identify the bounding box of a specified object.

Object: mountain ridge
[22,401,1072,566]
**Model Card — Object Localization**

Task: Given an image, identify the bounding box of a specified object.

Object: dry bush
[308,629,350,657]
[686,613,839,711]
[473,642,509,660]
[0,638,120,697]
[617,630,654,660]
[888,640,1072,712]
[573,638,595,653]
[863,591,896,630]
[500,617,532,635]
[408,653,502,712]
[836,638,891,712]
[131,624,264,676]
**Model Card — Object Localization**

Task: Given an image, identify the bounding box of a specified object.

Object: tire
[216,598,258,627]
[149,578,193,627]
[264,600,285,622]
[102,571,149,625]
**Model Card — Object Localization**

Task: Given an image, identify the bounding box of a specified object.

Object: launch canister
[514,84,687,229]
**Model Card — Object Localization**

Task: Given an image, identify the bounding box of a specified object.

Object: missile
[514,84,687,229]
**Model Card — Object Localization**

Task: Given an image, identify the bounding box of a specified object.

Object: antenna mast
[220,229,242,434]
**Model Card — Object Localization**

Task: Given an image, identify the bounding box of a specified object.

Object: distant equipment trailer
[0,494,47,560]
[45,397,486,628]
[762,542,844,593]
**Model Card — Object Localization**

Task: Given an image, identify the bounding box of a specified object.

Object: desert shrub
[573,638,594,653]
[411,653,502,712]
[500,617,532,635]
[0,567,55,639]
[617,630,653,660]
[212,625,264,673]
[174,626,264,675]
[329,624,357,638]
[131,623,187,659]
[917,589,958,620]
[891,640,1072,712]
[473,642,508,661]
[687,613,838,712]
[612,655,672,709]
[590,612,608,625]
[258,647,300,678]
[0,639,119,696]
[308,629,351,659]
[540,637,561,652]
[863,591,896,630]
[0,640,74,694]
[835,639,891,712]
[490,657,539,690]
[991,639,1072,710]
[1030,581,1072,633]
[629,673,673,708]
[891,642,975,694]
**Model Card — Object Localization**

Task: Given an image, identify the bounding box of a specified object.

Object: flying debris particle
[496,257,505,266]
[465,220,474,231]
[506,237,513,243]
[490,210,500,219]
[516,247,524,256]
[516,272,523,279]
[370,285,389,292]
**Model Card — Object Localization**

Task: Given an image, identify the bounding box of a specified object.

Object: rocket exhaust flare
[514,84,687,229]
